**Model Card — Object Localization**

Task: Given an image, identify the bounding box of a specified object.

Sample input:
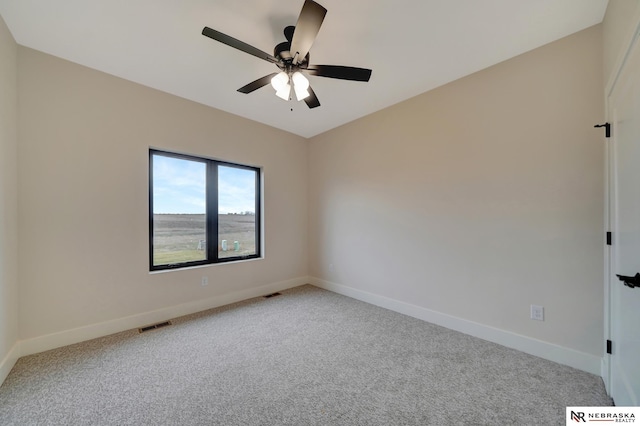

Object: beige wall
[2,11,613,370]
[0,15,19,373]
[308,25,604,357]
[603,0,640,87]
[17,47,308,340]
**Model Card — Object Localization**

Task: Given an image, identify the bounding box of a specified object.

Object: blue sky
[152,155,256,214]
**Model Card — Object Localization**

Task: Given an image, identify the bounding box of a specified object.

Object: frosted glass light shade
[271,72,289,91]
[271,72,291,100]
[292,71,310,101]
[275,84,291,100]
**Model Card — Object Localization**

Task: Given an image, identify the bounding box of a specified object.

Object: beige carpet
[0,285,612,425]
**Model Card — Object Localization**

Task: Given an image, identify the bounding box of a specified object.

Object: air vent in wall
[263,292,282,298]
[138,321,172,333]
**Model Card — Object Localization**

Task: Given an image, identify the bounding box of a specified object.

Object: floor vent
[138,321,172,333]
[263,292,282,298]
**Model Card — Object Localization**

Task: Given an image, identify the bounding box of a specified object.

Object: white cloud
[153,155,206,214]
[151,155,257,214]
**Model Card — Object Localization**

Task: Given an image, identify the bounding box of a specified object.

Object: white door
[607,28,640,407]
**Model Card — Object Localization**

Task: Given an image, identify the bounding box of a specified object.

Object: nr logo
[571,411,586,422]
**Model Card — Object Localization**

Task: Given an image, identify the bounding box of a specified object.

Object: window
[149,149,261,270]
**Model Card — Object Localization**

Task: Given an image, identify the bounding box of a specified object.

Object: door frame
[602,10,640,394]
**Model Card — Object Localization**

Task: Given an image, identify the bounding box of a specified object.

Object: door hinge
[594,123,611,138]
[606,339,612,355]
[606,231,612,246]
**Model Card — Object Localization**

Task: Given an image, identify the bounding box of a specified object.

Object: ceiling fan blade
[237,73,279,94]
[202,27,279,64]
[306,65,372,82]
[290,0,327,65]
[304,85,321,108]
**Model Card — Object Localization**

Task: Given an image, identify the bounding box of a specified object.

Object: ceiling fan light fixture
[294,87,310,101]
[292,71,310,101]
[271,71,292,100]
[203,0,371,110]
[275,84,291,100]
[271,72,289,91]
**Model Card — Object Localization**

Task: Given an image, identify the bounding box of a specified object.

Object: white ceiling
[0,0,608,138]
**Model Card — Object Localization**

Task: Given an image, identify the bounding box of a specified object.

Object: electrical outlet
[201,276,208,287]
[530,305,544,321]
[329,263,334,272]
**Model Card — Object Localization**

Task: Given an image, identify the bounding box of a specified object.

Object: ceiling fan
[202,0,372,109]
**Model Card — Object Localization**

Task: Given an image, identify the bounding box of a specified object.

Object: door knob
[616,273,640,289]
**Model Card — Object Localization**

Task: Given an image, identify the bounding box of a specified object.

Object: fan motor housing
[274,41,292,61]
[274,41,309,66]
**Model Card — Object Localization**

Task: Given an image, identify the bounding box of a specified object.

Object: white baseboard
[0,341,21,386]
[601,358,611,395]
[11,276,602,382]
[20,276,308,357]
[310,277,602,376]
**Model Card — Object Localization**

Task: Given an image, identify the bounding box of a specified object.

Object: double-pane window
[149,150,260,270]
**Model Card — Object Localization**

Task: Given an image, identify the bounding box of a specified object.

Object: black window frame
[149,149,261,271]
